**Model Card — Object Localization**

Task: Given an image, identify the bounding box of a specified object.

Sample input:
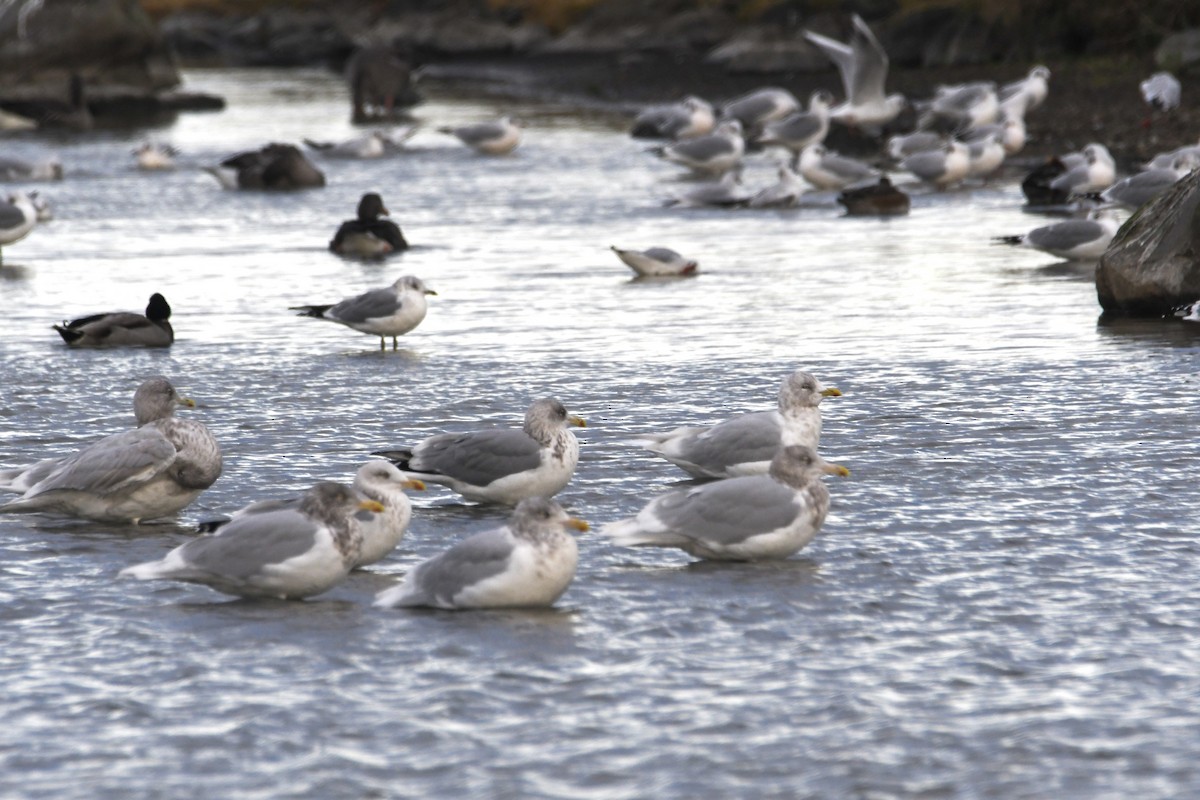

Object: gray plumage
[721,88,799,131]
[120,482,381,600]
[993,210,1121,260]
[374,496,588,609]
[601,445,849,561]
[53,293,173,348]
[0,377,221,522]
[439,117,521,154]
[291,275,436,349]
[373,397,586,505]
[1141,72,1181,112]
[633,369,841,479]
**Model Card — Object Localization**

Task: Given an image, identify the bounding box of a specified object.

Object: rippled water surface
[2,68,1200,799]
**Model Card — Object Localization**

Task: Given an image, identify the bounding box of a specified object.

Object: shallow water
[2,68,1200,799]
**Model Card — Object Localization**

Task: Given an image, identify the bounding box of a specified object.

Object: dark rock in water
[346,44,422,123]
[1021,157,1071,207]
[0,0,224,127]
[1095,169,1200,316]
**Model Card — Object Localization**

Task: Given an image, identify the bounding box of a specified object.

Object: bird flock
[1,13,1197,612]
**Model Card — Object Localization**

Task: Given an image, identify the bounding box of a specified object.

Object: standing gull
[610,245,698,277]
[900,140,970,188]
[798,144,879,190]
[374,497,588,610]
[633,369,841,480]
[120,482,383,600]
[993,209,1122,261]
[0,377,222,523]
[601,445,849,562]
[373,397,586,505]
[53,293,174,348]
[1094,155,1199,210]
[439,116,522,155]
[802,14,904,130]
[755,90,833,168]
[290,275,436,350]
[748,164,808,209]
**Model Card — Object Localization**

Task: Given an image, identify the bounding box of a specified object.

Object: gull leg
[392,336,399,350]
[379,336,385,351]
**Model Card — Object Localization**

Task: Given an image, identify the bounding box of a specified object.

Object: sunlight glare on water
[2,67,1200,799]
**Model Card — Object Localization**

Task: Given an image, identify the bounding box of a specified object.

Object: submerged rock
[1095,170,1200,316]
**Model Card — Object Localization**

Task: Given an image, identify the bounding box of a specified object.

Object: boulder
[1095,169,1200,316]
[1156,28,1200,74]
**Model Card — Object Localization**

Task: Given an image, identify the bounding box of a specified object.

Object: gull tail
[289,304,334,318]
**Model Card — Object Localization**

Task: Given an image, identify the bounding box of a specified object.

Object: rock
[1156,29,1200,74]
[1095,169,1200,316]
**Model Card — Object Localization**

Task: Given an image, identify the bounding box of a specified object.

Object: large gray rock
[0,0,178,95]
[1156,29,1200,73]
[1095,169,1200,316]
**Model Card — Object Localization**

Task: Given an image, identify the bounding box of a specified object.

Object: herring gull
[601,445,849,561]
[120,482,382,600]
[374,496,588,609]
[373,397,586,505]
[0,376,222,523]
[633,369,841,480]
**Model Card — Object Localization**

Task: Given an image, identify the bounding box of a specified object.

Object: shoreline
[415,51,1199,168]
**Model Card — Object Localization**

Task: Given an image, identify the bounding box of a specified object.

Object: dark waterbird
[330,192,408,257]
[53,293,174,348]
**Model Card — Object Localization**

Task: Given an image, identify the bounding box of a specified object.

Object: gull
[1144,140,1200,171]
[664,170,751,208]
[631,96,715,139]
[655,119,744,176]
[374,497,588,610]
[329,192,408,257]
[1091,154,1199,210]
[610,245,698,277]
[439,116,522,155]
[798,143,879,190]
[0,190,37,263]
[802,14,905,129]
[1049,143,1116,195]
[133,142,178,170]
[0,155,62,182]
[1141,72,1181,112]
[53,292,174,348]
[900,140,970,188]
[966,132,1006,179]
[194,461,425,569]
[748,164,808,209]
[993,209,1123,261]
[964,117,1026,156]
[28,191,52,222]
[887,130,944,160]
[755,90,833,168]
[290,275,436,350]
[601,445,850,562]
[632,369,841,480]
[303,131,389,159]
[119,482,383,600]
[372,397,586,505]
[920,81,999,132]
[999,65,1051,118]
[720,88,799,137]
[0,376,222,523]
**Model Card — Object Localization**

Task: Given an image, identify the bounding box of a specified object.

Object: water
[2,67,1200,799]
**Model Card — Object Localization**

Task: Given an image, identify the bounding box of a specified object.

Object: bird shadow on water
[0,262,33,280]
[1096,314,1200,347]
